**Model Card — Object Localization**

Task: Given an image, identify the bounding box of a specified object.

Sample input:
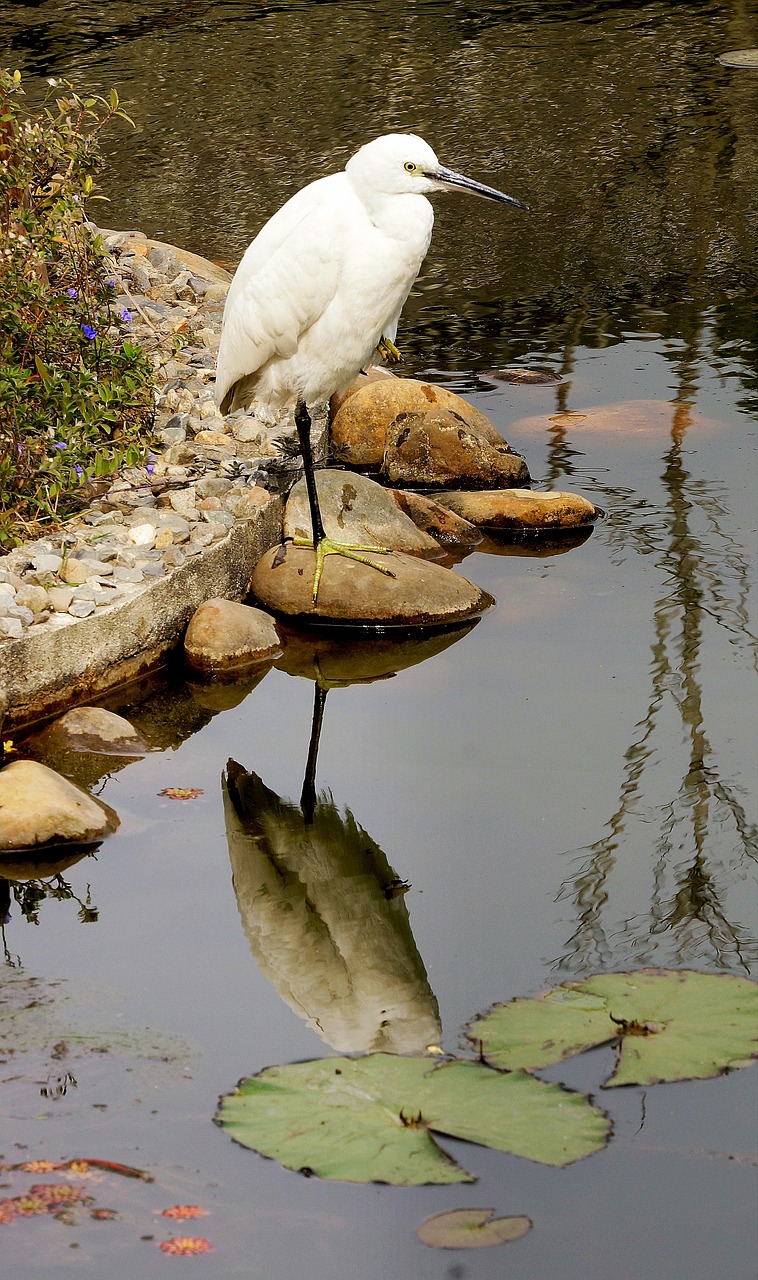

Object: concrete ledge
[1,496,283,730]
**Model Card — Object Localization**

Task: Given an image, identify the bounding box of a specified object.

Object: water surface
[1,2,756,1277]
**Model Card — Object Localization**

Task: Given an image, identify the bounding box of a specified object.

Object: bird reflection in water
[221,622,476,1054]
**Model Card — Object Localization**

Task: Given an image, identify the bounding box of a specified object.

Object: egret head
[346,132,527,209]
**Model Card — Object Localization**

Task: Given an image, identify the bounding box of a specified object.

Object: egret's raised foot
[292,535,396,604]
[378,334,402,364]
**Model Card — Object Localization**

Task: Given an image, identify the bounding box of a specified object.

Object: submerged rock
[249,543,494,627]
[184,597,282,673]
[284,470,441,556]
[30,706,151,757]
[0,759,119,852]
[330,376,505,470]
[435,488,600,531]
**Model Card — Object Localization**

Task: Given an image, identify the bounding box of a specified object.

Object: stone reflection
[553,390,757,973]
[0,847,99,965]
[219,624,480,1053]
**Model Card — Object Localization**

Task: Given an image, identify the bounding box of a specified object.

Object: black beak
[425,164,528,210]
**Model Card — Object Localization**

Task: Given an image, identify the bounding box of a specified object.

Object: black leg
[300,683,328,825]
[293,397,395,604]
[295,399,325,546]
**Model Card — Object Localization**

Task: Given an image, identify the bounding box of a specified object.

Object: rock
[383,410,529,489]
[198,397,222,420]
[434,488,601,531]
[249,543,494,627]
[32,553,63,574]
[47,586,75,613]
[484,367,561,385]
[154,512,191,541]
[159,426,187,446]
[163,546,186,569]
[284,471,441,556]
[507,398,725,443]
[195,430,230,447]
[128,522,157,547]
[389,490,483,551]
[169,488,198,518]
[232,486,270,520]
[0,759,119,852]
[0,617,23,640]
[68,600,97,618]
[112,565,144,583]
[184,597,282,673]
[330,376,506,469]
[61,557,113,584]
[330,365,398,417]
[195,476,232,499]
[14,584,50,614]
[232,418,265,443]
[30,706,151,757]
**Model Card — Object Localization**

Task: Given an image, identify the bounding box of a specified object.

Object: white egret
[214,132,526,601]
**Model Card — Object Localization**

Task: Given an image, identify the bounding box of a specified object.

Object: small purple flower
[74,464,83,478]
[81,324,97,340]
[67,287,78,299]
[107,279,116,289]
[53,441,66,450]
[120,308,133,323]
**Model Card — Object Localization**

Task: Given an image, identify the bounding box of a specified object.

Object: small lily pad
[416,1207,531,1249]
[467,970,757,1087]
[717,49,758,69]
[216,1052,610,1183]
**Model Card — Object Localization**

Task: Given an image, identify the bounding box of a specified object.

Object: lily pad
[416,1207,531,1249]
[216,1052,610,1184]
[716,49,758,69]
[467,970,757,1087]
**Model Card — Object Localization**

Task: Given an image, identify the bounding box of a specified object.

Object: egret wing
[215,180,343,408]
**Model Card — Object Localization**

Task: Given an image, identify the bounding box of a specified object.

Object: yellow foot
[377,334,402,364]
[292,536,396,604]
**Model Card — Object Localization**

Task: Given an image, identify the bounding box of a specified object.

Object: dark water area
[1,3,757,1278]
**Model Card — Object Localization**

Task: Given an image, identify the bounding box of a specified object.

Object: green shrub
[0,69,156,546]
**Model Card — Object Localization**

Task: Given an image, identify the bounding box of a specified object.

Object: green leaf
[216,1052,610,1184]
[468,970,758,1087]
[416,1208,531,1249]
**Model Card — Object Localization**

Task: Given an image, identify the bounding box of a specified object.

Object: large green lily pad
[216,1052,610,1183]
[467,970,757,1087]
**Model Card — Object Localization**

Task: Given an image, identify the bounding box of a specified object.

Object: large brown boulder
[0,759,119,852]
[184,597,282,673]
[383,410,529,489]
[435,488,600,531]
[249,543,493,627]
[330,365,398,418]
[283,470,441,556]
[330,377,507,469]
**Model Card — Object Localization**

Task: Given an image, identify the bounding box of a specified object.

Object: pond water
[1,2,757,1277]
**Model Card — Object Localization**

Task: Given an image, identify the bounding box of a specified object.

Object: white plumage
[215,132,524,414]
[214,132,525,600]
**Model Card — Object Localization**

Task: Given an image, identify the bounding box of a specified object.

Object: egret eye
[404,161,417,173]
